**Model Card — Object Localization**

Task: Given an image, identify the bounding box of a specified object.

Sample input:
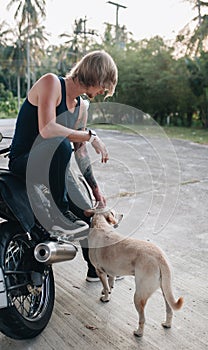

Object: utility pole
[74,16,98,38]
[196,0,203,52]
[107,1,127,43]
[74,16,98,53]
[196,0,202,26]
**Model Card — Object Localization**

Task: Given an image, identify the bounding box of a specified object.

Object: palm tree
[177,0,208,55]
[0,21,21,102]
[0,21,13,46]
[7,0,46,28]
[188,0,208,54]
[7,0,46,91]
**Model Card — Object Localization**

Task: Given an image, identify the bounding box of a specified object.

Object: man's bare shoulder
[37,73,60,86]
[28,73,61,104]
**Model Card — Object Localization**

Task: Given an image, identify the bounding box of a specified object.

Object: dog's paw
[134,329,143,337]
[162,322,172,329]
[100,295,110,303]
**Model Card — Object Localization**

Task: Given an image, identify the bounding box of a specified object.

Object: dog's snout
[115,213,123,226]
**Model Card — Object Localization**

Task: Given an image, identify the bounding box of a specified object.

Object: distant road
[0,118,16,126]
[0,119,15,167]
[0,118,16,136]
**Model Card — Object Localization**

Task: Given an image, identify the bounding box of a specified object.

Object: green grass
[0,112,16,119]
[163,126,208,144]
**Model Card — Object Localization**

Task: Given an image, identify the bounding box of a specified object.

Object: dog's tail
[159,256,184,310]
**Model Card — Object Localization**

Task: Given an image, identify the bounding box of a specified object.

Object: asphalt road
[0,118,207,349]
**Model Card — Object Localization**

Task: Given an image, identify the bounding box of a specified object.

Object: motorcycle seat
[0,169,35,232]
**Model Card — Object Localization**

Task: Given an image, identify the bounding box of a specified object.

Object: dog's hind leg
[161,292,173,328]
[96,270,111,302]
[133,292,147,337]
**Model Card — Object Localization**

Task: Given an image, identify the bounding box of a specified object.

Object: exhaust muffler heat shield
[34,241,77,264]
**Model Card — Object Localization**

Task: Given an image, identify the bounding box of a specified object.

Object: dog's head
[90,209,123,229]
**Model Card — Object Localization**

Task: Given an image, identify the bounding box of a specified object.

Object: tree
[188,0,208,55]
[177,0,208,56]
[0,21,47,109]
[0,21,13,46]
[175,1,208,127]
[111,36,197,127]
[116,37,173,119]
[7,0,47,91]
[0,21,24,107]
[186,53,208,127]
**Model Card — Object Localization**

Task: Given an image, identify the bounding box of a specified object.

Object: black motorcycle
[0,132,92,340]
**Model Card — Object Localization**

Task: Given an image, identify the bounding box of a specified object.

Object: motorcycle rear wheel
[0,221,55,339]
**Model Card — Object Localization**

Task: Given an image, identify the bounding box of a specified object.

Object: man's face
[85,86,106,100]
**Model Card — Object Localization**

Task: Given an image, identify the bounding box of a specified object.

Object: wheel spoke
[4,235,51,321]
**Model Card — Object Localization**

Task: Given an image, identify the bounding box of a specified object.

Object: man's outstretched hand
[92,136,109,163]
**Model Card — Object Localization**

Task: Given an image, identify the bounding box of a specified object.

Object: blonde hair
[67,50,118,98]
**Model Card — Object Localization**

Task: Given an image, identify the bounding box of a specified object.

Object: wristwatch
[88,129,97,143]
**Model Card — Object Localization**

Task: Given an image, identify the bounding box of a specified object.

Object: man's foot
[51,210,89,239]
[86,265,100,282]
[86,266,124,282]
[64,210,88,227]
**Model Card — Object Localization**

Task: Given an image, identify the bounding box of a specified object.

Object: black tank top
[9,76,80,160]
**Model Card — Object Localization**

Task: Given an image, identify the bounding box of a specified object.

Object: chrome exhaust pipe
[34,241,77,264]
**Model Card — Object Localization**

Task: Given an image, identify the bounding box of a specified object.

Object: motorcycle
[0,132,93,340]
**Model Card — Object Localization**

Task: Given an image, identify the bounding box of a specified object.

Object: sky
[1,0,196,44]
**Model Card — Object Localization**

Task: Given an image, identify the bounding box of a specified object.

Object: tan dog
[88,210,183,337]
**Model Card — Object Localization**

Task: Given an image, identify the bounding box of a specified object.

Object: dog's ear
[106,211,117,225]
[84,201,101,217]
[84,209,95,217]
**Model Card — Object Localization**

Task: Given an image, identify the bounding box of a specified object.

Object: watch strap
[88,129,97,143]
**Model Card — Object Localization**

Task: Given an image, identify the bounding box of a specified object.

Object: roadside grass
[162,126,208,144]
[0,112,16,119]
[89,123,208,145]
[1,114,207,144]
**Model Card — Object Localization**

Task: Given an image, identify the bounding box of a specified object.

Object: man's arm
[73,98,108,206]
[74,142,106,207]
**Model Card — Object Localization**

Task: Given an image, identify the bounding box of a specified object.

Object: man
[9,50,118,281]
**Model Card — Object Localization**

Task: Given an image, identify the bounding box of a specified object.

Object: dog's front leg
[96,270,111,302]
[108,275,115,292]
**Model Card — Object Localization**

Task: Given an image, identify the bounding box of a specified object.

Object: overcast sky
[1,0,196,44]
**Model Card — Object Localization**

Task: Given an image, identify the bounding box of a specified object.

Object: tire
[0,221,55,340]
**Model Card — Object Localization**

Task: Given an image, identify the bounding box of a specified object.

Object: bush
[0,83,18,118]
